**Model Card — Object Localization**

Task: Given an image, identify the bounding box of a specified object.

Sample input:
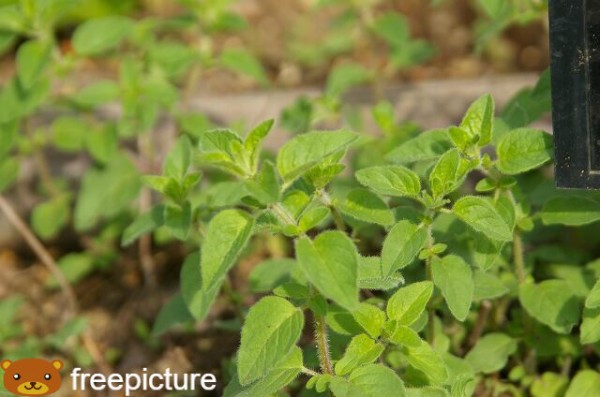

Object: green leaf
[496,128,553,175]
[74,155,141,230]
[372,12,410,47]
[541,196,600,226]
[238,296,304,385]
[460,94,494,146]
[52,116,87,152]
[163,136,192,180]
[326,63,373,97]
[405,341,448,385]
[16,40,51,89]
[225,347,303,397]
[353,303,386,338]
[355,165,421,197]
[72,16,133,56]
[385,129,453,164]
[329,364,407,397]
[358,256,405,291]
[335,334,384,376]
[249,259,296,293]
[580,307,600,345]
[277,130,358,183]
[244,119,274,173]
[296,231,359,311]
[182,210,254,321]
[530,372,568,397]
[164,202,191,240]
[71,80,120,108]
[431,255,473,321]
[0,157,19,192]
[473,270,508,301]
[586,279,600,308]
[465,333,517,374]
[387,281,433,326]
[47,253,95,287]
[31,195,70,240]
[152,294,193,336]
[299,206,330,232]
[121,205,165,246]
[429,149,471,198]
[453,196,512,242]
[565,371,600,397]
[381,221,427,275]
[519,280,580,334]
[338,188,394,226]
[245,161,280,205]
[220,48,269,86]
[384,321,422,347]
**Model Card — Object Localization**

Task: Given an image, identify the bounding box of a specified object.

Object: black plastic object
[549,0,600,188]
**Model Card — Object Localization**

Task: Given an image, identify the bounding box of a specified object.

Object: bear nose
[29,382,37,386]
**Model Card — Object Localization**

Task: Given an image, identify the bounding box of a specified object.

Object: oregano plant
[127,91,600,396]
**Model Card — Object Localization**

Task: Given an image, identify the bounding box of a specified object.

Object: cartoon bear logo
[1,359,63,396]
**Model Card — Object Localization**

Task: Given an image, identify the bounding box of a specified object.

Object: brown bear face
[1,359,63,396]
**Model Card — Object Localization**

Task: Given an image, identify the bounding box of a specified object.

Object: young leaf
[385,129,453,164]
[381,221,427,275]
[496,128,553,175]
[460,94,494,146]
[329,364,407,397]
[338,188,395,226]
[244,119,274,173]
[16,40,51,89]
[453,196,513,242]
[473,270,508,301]
[71,80,120,108]
[277,130,358,183]
[182,211,254,321]
[358,256,405,291]
[541,196,600,226]
[225,347,303,397]
[404,341,448,385]
[220,48,269,86]
[384,321,422,347]
[298,206,330,232]
[163,136,192,181]
[431,255,474,321]
[387,281,433,326]
[518,280,580,334]
[355,165,421,197]
[237,296,304,385]
[245,161,280,205]
[429,149,471,198]
[334,334,384,376]
[121,205,165,246]
[152,294,193,336]
[296,231,359,311]
[31,195,70,240]
[0,157,18,192]
[353,303,386,339]
[72,16,133,56]
[164,202,192,241]
[326,63,373,98]
[465,333,517,374]
[52,116,87,152]
[586,280,600,308]
[565,370,600,397]
[580,307,600,345]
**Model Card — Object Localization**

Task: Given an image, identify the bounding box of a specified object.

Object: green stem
[319,190,346,232]
[314,313,334,375]
[513,231,526,284]
[425,223,436,345]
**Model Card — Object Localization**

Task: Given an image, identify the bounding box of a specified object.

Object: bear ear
[1,360,12,370]
[51,360,63,370]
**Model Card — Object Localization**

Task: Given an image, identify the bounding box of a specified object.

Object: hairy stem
[314,313,334,375]
[137,134,157,287]
[425,223,435,345]
[319,190,346,232]
[513,231,526,284]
